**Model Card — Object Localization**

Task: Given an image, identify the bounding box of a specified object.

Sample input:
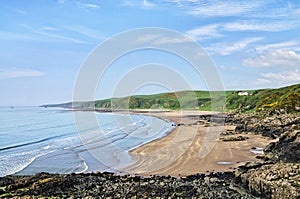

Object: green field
[43,83,300,113]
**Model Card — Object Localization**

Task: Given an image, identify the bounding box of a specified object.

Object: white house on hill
[238,91,249,96]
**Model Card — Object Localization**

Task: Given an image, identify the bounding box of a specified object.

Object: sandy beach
[126,110,272,176]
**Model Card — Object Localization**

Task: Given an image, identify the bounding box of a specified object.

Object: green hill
[42,83,300,113]
[225,84,300,113]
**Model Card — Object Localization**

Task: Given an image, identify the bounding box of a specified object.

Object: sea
[0,107,174,177]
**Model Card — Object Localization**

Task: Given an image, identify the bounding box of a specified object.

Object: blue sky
[1,0,300,106]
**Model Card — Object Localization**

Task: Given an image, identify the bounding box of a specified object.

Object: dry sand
[126,110,272,176]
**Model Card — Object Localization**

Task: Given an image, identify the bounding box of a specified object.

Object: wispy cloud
[148,0,269,18]
[33,29,91,44]
[293,8,300,16]
[64,25,104,40]
[42,26,58,31]
[0,31,41,41]
[254,41,300,53]
[135,34,190,44]
[122,0,156,8]
[1,24,100,44]
[252,78,272,85]
[57,0,65,6]
[143,0,156,8]
[153,36,191,44]
[187,0,264,17]
[260,70,300,84]
[15,8,27,15]
[0,68,44,80]
[57,0,100,9]
[186,24,222,41]
[223,20,298,32]
[77,2,100,9]
[244,49,300,67]
[206,37,263,55]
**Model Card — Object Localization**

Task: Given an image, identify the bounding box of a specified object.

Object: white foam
[0,149,55,177]
[43,145,50,149]
[217,161,236,165]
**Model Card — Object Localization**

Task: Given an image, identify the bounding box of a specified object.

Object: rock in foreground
[0,172,255,198]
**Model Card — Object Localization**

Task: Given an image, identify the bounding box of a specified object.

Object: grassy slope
[225,83,300,113]
[43,83,300,113]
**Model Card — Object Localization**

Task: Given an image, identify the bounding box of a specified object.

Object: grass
[42,83,300,114]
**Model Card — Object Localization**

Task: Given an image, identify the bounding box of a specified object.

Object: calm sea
[0,107,173,177]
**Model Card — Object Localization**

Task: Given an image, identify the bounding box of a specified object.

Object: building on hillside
[238,91,249,96]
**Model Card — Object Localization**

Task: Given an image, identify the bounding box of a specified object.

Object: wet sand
[126,110,272,176]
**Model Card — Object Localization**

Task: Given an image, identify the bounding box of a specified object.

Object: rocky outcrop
[264,131,300,163]
[234,163,300,199]
[0,172,254,198]
[226,112,300,138]
[225,112,300,199]
[233,129,300,199]
[219,135,249,141]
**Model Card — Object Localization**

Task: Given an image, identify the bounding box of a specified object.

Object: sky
[1,0,300,106]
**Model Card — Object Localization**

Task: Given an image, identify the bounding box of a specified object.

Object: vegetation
[226,83,300,113]
[42,83,300,113]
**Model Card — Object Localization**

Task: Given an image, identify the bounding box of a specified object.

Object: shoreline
[42,107,273,176]
[122,110,272,176]
[2,108,297,198]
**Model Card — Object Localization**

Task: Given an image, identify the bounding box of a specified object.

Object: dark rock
[219,135,249,141]
[234,163,300,199]
[264,131,300,163]
[0,171,255,198]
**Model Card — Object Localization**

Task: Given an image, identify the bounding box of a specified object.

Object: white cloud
[293,8,300,16]
[0,26,92,44]
[57,0,65,6]
[153,36,191,44]
[64,25,104,40]
[135,34,159,43]
[223,20,297,32]
[261,70,300,84]
[122,0,135,6]
[187,1,263,17]
[42,26,58,31]
[9,25,91,44]
[288,2,300,16]
[34,29,90,44]
[77,2,100,9]
[217,65,238,72]
[186,24,222,41]
[135,34,190,44]
[15,8,27,15]
[122,0,156,8]
[0,68,44,80]
[206,37,263,55]
[143,0,156,8]
[0,31,41,41]
[254,41,299,53]
[244,49,300,67]
[252,78,272,85]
